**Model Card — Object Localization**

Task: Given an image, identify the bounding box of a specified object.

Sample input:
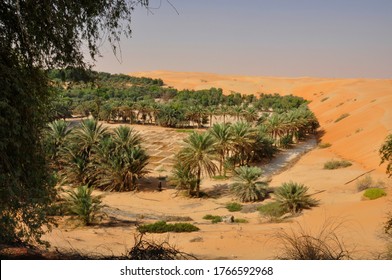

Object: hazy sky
[92,0,392,78]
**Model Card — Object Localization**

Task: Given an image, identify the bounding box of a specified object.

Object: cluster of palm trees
[171,106,319,198]
[45,119,149,192]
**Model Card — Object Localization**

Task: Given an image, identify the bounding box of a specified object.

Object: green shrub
[363,188,387,200]
[226,202,243,212]
[203,214,222,224]
[280,134,294,148]
[234,218,248,223]
[258,201,287,221]
[64,185,105,226]
[323,160,352,170]
[230,166,269,202]
[334,113,350,123]
[318,142,332,149]
[274,182,319,214]
[138,221,199,233]
[356,175,385,192]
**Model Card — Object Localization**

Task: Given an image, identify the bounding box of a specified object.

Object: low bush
[234,218,248,223]
[203,214,222,224]
[356,175,385,192]
[226,202,243,212]
[137,221,199,233]
[363,188,387,200]
[258,201,287,221]
[324,160,352,170]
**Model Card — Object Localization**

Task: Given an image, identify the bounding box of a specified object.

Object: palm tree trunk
[196,167,201,197]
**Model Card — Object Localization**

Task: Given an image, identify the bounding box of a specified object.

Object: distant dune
[131,70,392,173]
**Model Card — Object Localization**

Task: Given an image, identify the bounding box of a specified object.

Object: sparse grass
[203,214,222,224]
[275,219,351,260]
[258,201,287,221]
[234,218,248,223]
[363,188,387,200]
[356,175,385,192]
[137,221,199,233]
[334,113,350,123]
[318,142,332,149]
[324,160,352,170]
[226,202,243,212]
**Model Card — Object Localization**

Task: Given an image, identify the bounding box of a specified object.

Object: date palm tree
[209,123,233,176]
[230,121,256,166]
[274,181,319,214]
[45,119,71,168]
[178,132,218,197]
[230,166,268,202]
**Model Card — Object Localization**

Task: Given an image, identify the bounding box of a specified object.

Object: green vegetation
[274,182,319,214]
[64,185,105,226]
[323,160,352,170]
[212,175,230,180]
[230,166,269,202]
[258,201,288,221]
[138,221,199,234]
[226,202,243,212]
[176,129,195,133]
[334,113,350,123]
[234,218,248,223]
[318,142,332,149]
[363,188,387,200]
[203,214,223,224]
[380,134,392,177]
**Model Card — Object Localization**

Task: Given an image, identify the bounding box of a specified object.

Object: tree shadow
[205,184,230,199]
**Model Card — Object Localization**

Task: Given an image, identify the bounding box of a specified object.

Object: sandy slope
[43,71,392,259]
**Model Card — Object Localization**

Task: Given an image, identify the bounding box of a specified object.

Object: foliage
[334,113,350,123]
[230,166,269,202]
[380,134,392,177]
[226,202,243,212]
[363,188,386,200]
[356,175,385,192]
[274,182,319,214]
[275,220,351,260]
[137,221,199,234]
[170,163,198,196]
[64,185,105,226]
[258,201,288,221]
[323,160,352,170]
[178,132,218,197]
[203,214,223,224]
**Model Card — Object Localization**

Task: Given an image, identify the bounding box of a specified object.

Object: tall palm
[230,166,268,202]
[205,105,217,127]
[218,105,231,124]
[231,105,244,121]
[178,132,218,196]
[112,126,141,150]
[265,113,287,146]
[209,123,233,176]
[230,121,256,166]
[45,119,71,167]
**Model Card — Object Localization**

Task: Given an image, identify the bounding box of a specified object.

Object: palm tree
[45,119,71,168]
[231,105,244,121]
[178,132,218,196]
[274,181,319,214]
[229,166,268,202]
[205,105,217,127]
[265,113,287,146]
[112,126,142,150]
[230,121,256,166]
[218,105,231,124]
[209,123,233,176]
[61,119,108,186]
[170,162,198,196]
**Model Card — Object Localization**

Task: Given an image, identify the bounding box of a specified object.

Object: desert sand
[43,71,392,259]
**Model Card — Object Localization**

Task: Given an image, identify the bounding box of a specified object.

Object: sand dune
[43,71,392,259]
